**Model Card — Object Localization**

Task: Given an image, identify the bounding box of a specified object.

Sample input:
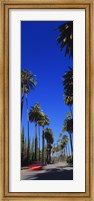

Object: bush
[67,156,73,164]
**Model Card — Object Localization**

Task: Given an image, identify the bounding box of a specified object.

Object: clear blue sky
[21,21,73,149]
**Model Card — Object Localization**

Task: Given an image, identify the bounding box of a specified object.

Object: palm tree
[37,111,45,161]
[29,103,41,161]
[44,128,54,163]
[37,112,43,161]
[38,113,50,163]
[21,69,36,164]
[56,21,73,58]
[21,69,36,120]
[38,122,41,161]
[62,116,73,155]
[60,135,69,157]
[62,67,73,117]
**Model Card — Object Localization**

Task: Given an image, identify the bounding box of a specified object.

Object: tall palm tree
[62,67,73,117]
[21,69,36,164]
[38,123,41,161]
[44,128,54,163]
[38,113,50,163]
[60,135,69,157]
[56,21,73,58]
[29,103,41,161]
[62,117,73,155]
[21,69,36,120]
[37,111,45,161]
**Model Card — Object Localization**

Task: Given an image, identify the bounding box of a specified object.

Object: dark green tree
[21,69,36,119]
[62,116,73,154]
[62,67,73,116]
[60,135,69,157]
[29,103,41,161]
[38,113,50,163]
[21,127,27,166]
[56,22,73,58]
[44,128,54,163]
[36,136,39,161]
[21,127,24,167]
[30,137,35,161]
[21,69,36,164]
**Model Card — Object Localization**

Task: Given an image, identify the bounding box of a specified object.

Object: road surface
[21,162,73,180]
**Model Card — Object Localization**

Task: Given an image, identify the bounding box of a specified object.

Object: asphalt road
[21,162,73,180]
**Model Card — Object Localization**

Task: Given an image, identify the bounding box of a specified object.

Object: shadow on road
[25,168,73,180]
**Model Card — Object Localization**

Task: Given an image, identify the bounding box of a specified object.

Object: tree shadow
[24,168,73,180]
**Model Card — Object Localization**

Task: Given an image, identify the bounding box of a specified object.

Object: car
[28,162,44,170]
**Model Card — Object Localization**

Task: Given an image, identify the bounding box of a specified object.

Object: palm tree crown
[21,69,36,94]
[56,22,73,57]
[62,67,73,106]
[44,128,54,163]
[60,135,69,149]
[38,113,50,127]
[29,103,41,123]
[44,128,54,144]
[63,117,73,134]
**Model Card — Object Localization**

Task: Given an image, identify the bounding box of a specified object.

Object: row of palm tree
[21,70,54,164]
[21,69,37,164]
[21,126,54,166]
[52,135,69,155]
[56,22,73,160]
[21,21,73,166]
[45,128,54,163]
[29,103,51,162]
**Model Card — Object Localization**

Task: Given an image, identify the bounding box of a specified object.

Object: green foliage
[60,135,69,149]
[38,112,50,127]
[38,112,50,163]
[36,136,39,161]
[29,103,41,161]
[62,67,73,106]
[21,127,27,167]
[21,69,37,120]
[62,115,73,154]
[39,149,42,161]
[29,103,41,123]
[66,112,71,117]
[67,155,73,164]
[44,128,54,163]
[28,137,31,163]
[30,137,35,161]
[59,132,62,138]
[21,69,37,94]
[21,69,37,164]
[21,127,24,155]
[44,128,54,144]
[56,22,73,58]
[63,117,73,134]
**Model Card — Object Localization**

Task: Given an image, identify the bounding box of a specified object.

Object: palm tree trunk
[47,145,48,163]
[65,145,67,157]
[42,126,44,163]
[21,95,24,121]
[64,148,65,156]
[69,132,73,155]
[67,142,69,157]
[49,147,51,163]
[21,86,25,121]
[26,94,30,165]
[38,125,40,161]
[35,122,37,161]
[67,141,71,156]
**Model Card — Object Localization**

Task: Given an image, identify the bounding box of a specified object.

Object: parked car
[28,162,44,170]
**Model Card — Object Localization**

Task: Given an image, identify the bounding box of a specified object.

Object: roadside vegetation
[21,21,73,168]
